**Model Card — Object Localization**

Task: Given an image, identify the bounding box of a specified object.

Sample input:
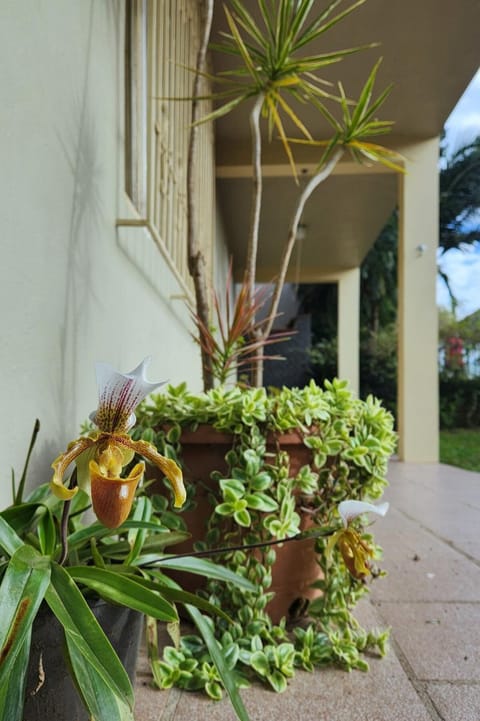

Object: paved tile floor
[135,461,480,721]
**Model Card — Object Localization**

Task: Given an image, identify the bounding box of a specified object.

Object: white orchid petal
[338,500,389,527]
[92,357,165,432]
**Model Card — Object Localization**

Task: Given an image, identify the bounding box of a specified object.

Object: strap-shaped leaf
[46,563,134,716]
[0,515,23,556]
[132,573,233,623]
[188,606,250,721]
[0,545,50,690]
[66,566,178,622]
[0,503,43,537]
[125,496,152,566]
[0,631,31,721]
[66,637,133,721]
[156,555,256,591]
[37,508,56,556]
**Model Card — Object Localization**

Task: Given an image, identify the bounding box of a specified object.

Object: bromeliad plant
[0,359,252,721]
[134,378,396,697]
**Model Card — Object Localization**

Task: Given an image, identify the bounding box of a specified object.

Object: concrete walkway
[135,461,480,721]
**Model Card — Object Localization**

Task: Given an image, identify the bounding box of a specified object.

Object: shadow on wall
[51,0,102,452]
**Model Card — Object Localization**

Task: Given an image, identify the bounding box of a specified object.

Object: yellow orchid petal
[114,436,186,508]
[51,437,96,500]
[337,528,374,579]
[90,460,145,528]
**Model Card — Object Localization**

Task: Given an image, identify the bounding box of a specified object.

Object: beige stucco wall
[0,1,208,505]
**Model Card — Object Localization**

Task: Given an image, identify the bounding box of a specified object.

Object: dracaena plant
[191,267,291,385]
[187,0,404,388]
[0,359,253,721]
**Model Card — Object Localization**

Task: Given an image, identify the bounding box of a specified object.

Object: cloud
[444,69,480,155]
[437,242,480,318]
[437,68,480,318]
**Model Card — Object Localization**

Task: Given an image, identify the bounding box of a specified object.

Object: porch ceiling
[211,0,480,281]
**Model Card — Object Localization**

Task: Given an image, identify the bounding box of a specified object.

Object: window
[122,0,214,296]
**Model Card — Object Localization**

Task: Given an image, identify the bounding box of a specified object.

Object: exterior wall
[0,1,206,505]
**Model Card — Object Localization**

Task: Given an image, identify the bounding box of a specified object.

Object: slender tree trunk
[187,0,214,390]
[252,148,345,387]
[244,95,265,302]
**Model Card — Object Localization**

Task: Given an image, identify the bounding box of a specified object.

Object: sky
[436,69,480,319]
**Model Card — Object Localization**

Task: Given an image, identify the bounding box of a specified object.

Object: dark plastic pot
[23,599,143,721]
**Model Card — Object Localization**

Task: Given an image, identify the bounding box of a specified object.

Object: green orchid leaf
[0,545,50,693]
[0,631,30,721]
[66,638,133,721]
[37,507,56,556]
[135,574,233,622]
[0,515,23,556]
[125,496,152,566]
[156,556,256,592]
[46,563,134,715]
[66,566,178,622]
[187,606,250,721]
[0,503,44,537]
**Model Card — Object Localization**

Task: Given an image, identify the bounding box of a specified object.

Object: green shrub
[439,375,480,428]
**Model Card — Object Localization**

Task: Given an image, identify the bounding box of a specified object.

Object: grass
[439,428,480,472]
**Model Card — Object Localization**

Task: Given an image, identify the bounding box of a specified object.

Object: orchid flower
[51,358,185,528]
[326,500,389,580]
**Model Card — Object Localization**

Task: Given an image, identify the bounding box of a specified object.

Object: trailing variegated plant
[135,379,395,697]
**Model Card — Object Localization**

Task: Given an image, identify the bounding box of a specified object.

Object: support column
[338,267,360,396]
[398,138,439,462]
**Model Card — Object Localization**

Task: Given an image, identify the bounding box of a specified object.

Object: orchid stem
[58,468,78,566]
[161,525,335,563]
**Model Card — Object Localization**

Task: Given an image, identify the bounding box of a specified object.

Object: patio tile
[385,462,480,561]
[374,601,480,681]
[167,648,433,721]
[426,682,480,721]
[371,507,480,602]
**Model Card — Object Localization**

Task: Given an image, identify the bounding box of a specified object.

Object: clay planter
[153,424,322,624]
[22,600,143,721]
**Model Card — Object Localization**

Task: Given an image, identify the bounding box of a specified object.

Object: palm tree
[439,136,480,254]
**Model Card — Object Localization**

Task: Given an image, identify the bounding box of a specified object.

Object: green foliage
[135,379,395,697]
[359,325,398,420]
[439,376,480,429]
[360,213,398,333]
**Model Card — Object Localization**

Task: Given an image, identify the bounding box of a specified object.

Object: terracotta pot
[151,424,323,623]
[22,600,143,721]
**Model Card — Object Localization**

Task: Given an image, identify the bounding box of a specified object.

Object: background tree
[439,136,480,254]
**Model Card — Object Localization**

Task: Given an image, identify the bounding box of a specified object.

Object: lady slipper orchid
[51,358,185,528]
[327,500,389,580]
